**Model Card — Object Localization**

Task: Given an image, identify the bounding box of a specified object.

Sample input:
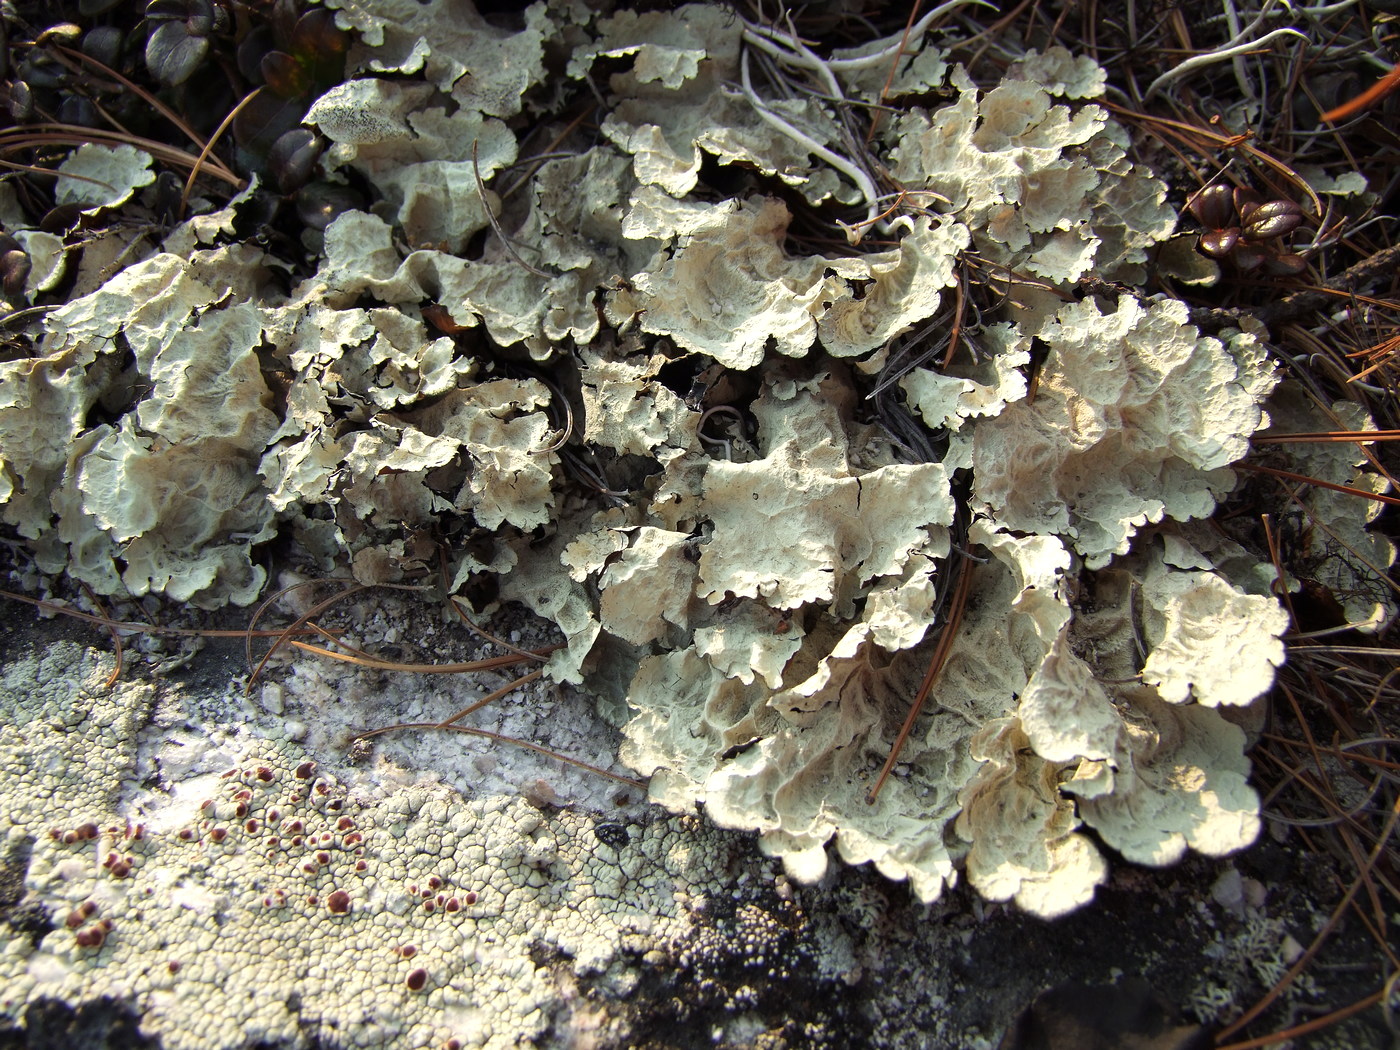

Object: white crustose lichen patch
[0,640,756,1050]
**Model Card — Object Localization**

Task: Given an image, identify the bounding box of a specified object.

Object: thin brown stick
[473,139,551,278]
[867,552,974,804]
[1236,462,1400,506]
[352,720,647,789]
[434,668,547,728]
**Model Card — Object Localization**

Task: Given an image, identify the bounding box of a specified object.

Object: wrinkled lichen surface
[1,0,1392,944]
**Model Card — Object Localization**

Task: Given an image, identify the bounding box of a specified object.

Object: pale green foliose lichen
[54,144,156,213]
[2,0,1379,926]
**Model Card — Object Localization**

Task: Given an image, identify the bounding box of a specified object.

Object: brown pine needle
[0,157,116,187]
[1236,462,1400,506]
[1253,430,1400,443]
[179,86,263,218]
[1347,331,1400,382]
[867,552,975,804]
[941,268,967,368]
[865,0,923,145]
[1320,58,1400,123]
[1215,795,1400,1042]
[0,125,244,187]
[352,720,646,789]
[1101,101,1324,217]
[78,584,124,688]
[1260,514,1300,629]
[51,44,221,169]
[435,668,547,728]
[246,582,372,689]
[437,549,548,662]
[0,587,331,639]
[1216,986,1389,1050]
[283,640,557,676]
[1272,478,1400,600]
[446,594,543,660]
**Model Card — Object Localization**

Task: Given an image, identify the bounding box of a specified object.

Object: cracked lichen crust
[0,641,754,1050]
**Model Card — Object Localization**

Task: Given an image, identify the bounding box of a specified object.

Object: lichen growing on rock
[2,0,1383,930]
[0,640,758,1050]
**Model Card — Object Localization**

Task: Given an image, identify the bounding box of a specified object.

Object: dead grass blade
[1236,462,1400,507]
[0,124,244,187]
[352,717,646,790]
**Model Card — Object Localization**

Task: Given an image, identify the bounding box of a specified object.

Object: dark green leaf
[261,50,311,99]
[1242,200,1303,241]
[290,9,347,76]
[1186,184,1233,230]
[1198,228,1239,258]
[268,128,322,193]
[295,182,364,231]
[146,20,209,85]
[2,249,31,298]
